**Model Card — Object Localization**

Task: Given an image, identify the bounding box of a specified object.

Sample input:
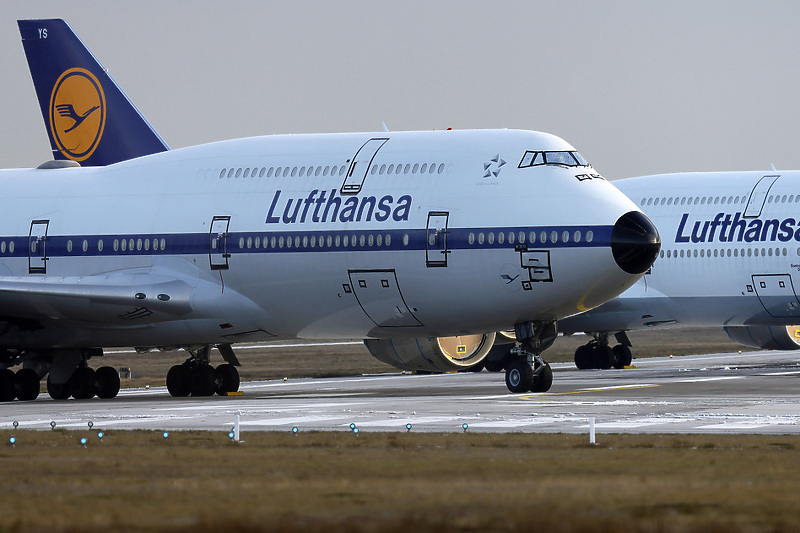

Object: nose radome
[611,211,661,275]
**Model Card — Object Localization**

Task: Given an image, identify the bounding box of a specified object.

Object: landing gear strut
[574,331,632,370]
[504,321,556,393]
[166,345,240,397]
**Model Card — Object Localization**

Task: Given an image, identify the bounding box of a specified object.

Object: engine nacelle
[723,325,800,351]
[365,333,496,372]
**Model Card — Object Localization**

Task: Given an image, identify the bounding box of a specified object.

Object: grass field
[6,328,775,532]
[0,430,797,533]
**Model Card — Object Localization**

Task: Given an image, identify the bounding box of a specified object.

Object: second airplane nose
[611,211,661,274]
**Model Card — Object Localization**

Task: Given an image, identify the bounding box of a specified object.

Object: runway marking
[577,418,684,429]
[240,415,348,426]
[674,376,745,383]
[519,383,659,400]
[695,422,774,430]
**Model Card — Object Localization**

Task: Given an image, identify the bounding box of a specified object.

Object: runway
[4,349,800,434]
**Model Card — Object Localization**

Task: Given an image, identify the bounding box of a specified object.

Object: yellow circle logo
[49,68,106,161]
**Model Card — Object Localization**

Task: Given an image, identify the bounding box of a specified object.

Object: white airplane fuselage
[0,129,646,350]
[561,170,800,334]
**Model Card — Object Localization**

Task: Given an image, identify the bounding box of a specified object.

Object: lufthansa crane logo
[49,68,106,161]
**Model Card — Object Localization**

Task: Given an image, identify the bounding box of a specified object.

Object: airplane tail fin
[18,19,169,166]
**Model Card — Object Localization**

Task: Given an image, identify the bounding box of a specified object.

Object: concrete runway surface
[4,349,800,434]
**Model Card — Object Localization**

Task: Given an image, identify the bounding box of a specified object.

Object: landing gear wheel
[15,369,40,401]
[47,375,71,400]
[612,345,632,368]
[70,367,97,400]
[596,345,614,370]
[574,345,594,370]
[0,369,16,402]
[95,366,121,399]
[530,363,553,393]
[215,364,240,395]
[166,365,191,397]
[505,356,533,393]
[191,365,216,396]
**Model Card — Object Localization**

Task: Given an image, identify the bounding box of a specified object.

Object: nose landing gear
[503,321,556,393]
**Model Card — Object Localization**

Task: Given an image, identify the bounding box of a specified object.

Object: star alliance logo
[483,154,506,178]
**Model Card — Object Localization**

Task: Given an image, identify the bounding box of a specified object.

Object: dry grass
[0,431,798,532]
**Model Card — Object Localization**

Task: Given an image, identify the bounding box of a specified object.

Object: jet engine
[723,325,800,351]
[365,333,496,372]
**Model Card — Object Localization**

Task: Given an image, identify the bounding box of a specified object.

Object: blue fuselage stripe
[2,225,614,259]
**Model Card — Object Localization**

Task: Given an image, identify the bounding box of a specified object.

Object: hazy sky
[2,1,799,179]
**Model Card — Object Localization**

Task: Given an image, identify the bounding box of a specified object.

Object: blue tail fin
[18,19,169,166]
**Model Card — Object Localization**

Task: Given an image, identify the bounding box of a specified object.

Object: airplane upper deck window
[518,150,589,168]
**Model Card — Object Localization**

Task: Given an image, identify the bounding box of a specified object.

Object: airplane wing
[0,271,194,325]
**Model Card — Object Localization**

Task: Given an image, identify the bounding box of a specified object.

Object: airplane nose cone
[611,211,661,274]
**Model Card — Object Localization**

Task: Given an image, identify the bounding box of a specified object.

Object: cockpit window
[518,150,590,168]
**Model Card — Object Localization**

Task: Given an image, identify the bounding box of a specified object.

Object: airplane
[0,18,660,402]
[552,170,800,368]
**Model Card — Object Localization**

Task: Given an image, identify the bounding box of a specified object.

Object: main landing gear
[573,331,632,370]
[166,345,240,397]
[0,368,41,402]
[502,321,556,393]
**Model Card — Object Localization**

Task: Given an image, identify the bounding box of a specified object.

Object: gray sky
[2,1,799,179]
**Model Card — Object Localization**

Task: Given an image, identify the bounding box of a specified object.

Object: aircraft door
[751,274,800,318]
[744,175,779,218]
[340,138,389,195]
[347,269,423,327]
[29,220,49,274]
[209,216,231,270]
[426,211,450,267]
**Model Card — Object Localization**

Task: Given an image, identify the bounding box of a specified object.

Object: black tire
[191,365,216,396]
[47,375,71,400]
[574,345,593,370]
[96,366,121,399]
[215,364,240,395]
[596,345,614,370]
[15,369,40,401]
[612,345,632,368]
[505,356,533,393]
[0,369,16,402]
[166,365,191,397]
[531,363,553,393]
[70,367,97,400]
